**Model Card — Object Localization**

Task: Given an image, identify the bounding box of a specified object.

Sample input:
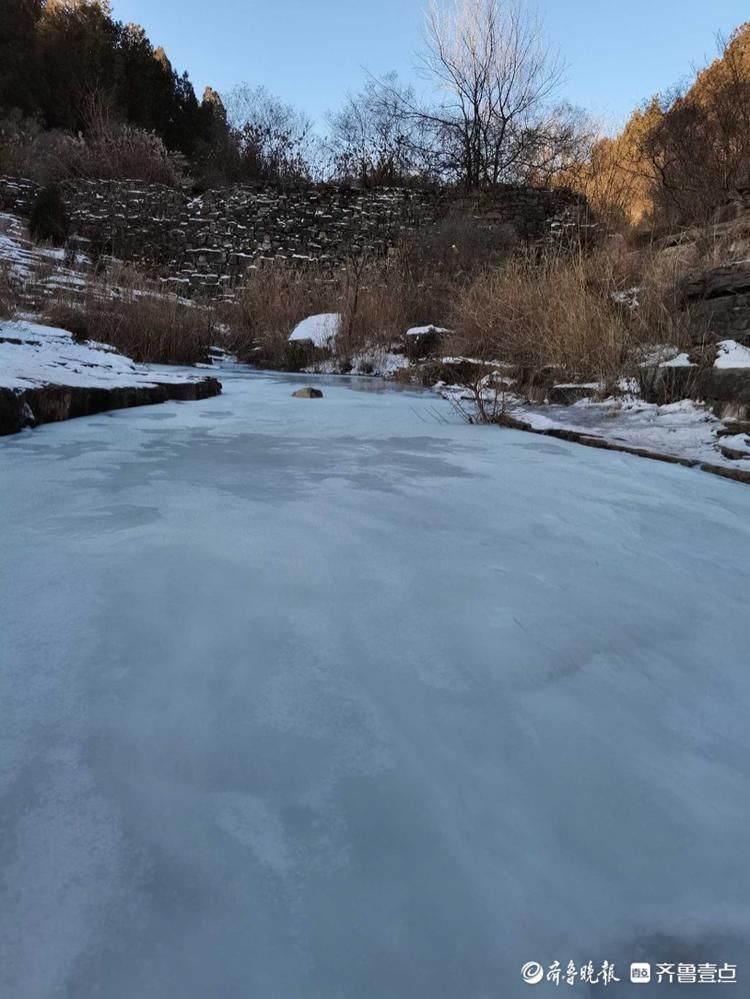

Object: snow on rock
[406,324,450,337]
[288,313,341,348]
[440,356,512,368]
[301,358,340,375]
[718,433,750,459]
[552,381,603,390]
[715,340,750,368]
[640,344,695,368]
[0,319,222,435]
[617,377,641,396]
[611,286,639,309]
[302,346,409,378]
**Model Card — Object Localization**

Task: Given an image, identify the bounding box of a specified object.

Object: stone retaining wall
[0,175,587,294]
[685,260,750,346]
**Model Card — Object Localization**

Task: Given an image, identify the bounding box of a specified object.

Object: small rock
[292,387,324,399]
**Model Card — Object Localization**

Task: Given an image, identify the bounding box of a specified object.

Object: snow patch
[660,352,694,368]
[640,344,693,368]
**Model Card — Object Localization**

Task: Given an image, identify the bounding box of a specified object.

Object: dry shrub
[406,214,517,273]
[29,185,69,245]
[337,256,413,358]
[44,265,215,365]
[64,124,180,187]
[0,113,76,184]
[0,112,180,187]
[449,247,629,380]
[395,217,514,325]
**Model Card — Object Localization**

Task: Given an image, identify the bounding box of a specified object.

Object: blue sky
[111,0,747,130]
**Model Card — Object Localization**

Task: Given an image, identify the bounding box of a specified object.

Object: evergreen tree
[37,0,121,132]
[0,0,44,115]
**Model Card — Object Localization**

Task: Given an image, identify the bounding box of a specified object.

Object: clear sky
[110,0,747,131]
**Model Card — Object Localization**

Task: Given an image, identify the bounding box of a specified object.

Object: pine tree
[0,0,44,116]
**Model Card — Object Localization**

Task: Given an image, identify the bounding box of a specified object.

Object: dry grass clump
[43,265,215,365]
[0,113,180,188]
[448,247,629,380]
[336,257,414,358]
[627,245,693,353]
[447,235,702,383]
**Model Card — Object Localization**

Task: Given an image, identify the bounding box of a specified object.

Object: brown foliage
[566,23,750,228]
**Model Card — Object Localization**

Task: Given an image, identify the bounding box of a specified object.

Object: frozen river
[2,369,750,998]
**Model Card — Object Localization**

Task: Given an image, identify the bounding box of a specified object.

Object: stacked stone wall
[0,175,588,293]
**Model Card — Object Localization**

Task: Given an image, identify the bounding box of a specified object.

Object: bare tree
[520,102,595,186]
[224,84,315,184]
[383,0,565,189]
[326,74,422,187]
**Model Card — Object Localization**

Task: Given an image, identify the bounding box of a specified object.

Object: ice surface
[1,369,750,998]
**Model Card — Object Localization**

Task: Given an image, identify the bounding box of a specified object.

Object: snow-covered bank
[498,396,750,483]
[437,370,750,482]
[303,343,410,378]
[0,319,221,435]
[1,370,749,998]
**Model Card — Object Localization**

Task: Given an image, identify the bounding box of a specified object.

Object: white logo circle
[521,962,545,985]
